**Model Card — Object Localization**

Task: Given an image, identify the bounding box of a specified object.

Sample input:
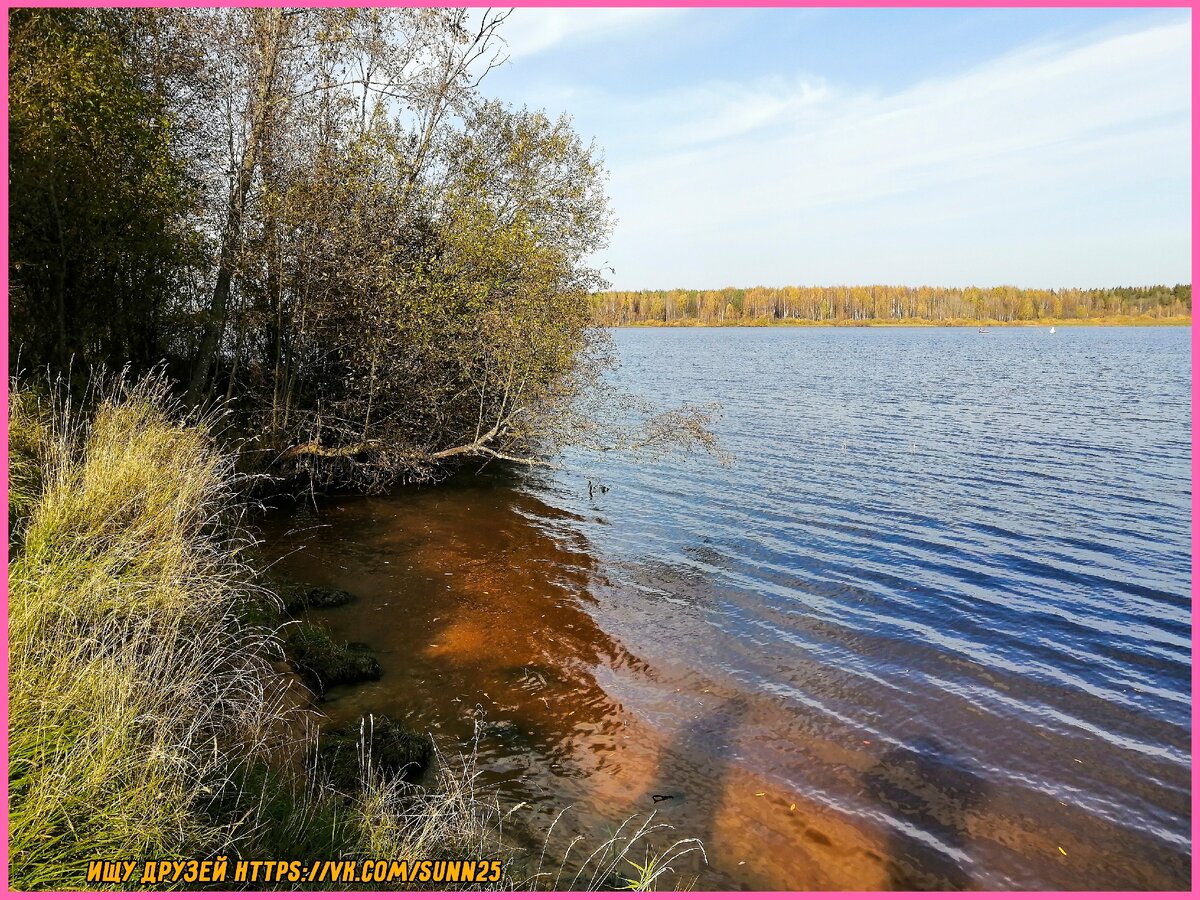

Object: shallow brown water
[262,328,1191,890]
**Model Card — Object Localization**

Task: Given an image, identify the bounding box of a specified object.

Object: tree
[8,8,203,378]
[270,100,626,485]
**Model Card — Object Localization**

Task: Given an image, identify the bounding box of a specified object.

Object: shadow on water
[863,737,990,890]
[643,697,749,884]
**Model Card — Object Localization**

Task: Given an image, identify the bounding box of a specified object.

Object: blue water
[541,326,1191,888]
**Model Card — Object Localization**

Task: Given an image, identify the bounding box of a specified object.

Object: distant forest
[591,283,1192,326]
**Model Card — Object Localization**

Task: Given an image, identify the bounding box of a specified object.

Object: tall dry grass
[8,376,287,888]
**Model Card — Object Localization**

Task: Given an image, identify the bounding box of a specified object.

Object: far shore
[605,315,1191,329]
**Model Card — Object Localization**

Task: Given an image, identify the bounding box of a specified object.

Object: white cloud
[629,77,833,150]
[498,8,679,60]
[589,18,1191,288]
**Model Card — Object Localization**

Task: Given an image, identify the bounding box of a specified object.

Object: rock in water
[303,587,358,609]
[314,716,434,792]
[275,580,359,614]
[285,623,381,697]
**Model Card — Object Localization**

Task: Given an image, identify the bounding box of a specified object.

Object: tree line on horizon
[590,283,1192,326]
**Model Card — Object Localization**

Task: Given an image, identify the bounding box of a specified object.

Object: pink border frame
[0,1,1193,897]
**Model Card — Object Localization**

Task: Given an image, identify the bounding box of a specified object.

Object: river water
[262,326,1191,890]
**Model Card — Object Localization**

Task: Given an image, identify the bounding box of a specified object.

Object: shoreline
[7,381,534,891]
[602,316,1191,329]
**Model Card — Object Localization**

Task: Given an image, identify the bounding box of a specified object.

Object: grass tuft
[8,375,285,889]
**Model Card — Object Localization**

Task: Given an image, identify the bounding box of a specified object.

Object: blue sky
[483,7,1192,291]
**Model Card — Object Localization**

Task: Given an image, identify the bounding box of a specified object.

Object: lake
[263,326,1191,890]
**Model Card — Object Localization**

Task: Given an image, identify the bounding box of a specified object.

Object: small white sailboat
[1049,326,1056,334]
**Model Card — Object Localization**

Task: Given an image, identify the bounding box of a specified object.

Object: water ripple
[550,326,1191,888]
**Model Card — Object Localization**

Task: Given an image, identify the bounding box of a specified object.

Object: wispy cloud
[498,8,680,59]
[625,77,833,150]
[593,18,1190,288]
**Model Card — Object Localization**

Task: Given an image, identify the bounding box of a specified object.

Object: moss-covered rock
[313,716,433,793]
[304,587,357,609]
[276,581,359,614]
[285,622,381,696]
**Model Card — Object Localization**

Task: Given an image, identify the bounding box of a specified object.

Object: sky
[482,7,1192,292]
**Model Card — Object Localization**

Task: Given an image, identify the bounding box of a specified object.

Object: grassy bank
[7,377,698,891]
[6,379,501,890]
[610,314,1192,328]
[9,379,276,887]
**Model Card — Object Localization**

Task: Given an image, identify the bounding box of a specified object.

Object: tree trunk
[47,179,68,372]
[186,9,287,407]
